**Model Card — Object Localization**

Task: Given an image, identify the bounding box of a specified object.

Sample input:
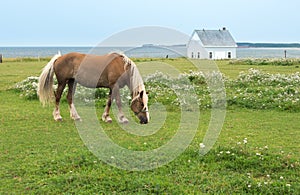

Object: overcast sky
[1,0,299,46]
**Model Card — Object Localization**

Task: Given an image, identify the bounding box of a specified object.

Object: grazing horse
[37,52,149,124]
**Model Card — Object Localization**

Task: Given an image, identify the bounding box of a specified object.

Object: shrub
[15,76,39,100]
[226,69,300,111]
[229,58,300,66]
[14,77,109,103]
[14,68,300,111]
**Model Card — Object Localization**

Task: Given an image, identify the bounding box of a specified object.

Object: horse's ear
[139,90,144,99]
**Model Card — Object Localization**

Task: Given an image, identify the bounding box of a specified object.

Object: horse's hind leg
[102,89,113,123]
[67,79,81,121]
[53,81,66,121]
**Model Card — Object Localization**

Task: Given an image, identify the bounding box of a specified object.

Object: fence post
[0,54,2,63]
[284,50,287,59]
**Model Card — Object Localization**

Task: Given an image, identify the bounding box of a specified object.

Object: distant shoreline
[237,42,300,48]
[1,45,300,58]
[1,43,300,48]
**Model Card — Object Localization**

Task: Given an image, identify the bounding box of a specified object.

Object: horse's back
[54,52,126,88]
[55,52,86,68]
[83,53,126,87]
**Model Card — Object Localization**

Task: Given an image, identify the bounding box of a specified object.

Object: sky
[0,0,299,46]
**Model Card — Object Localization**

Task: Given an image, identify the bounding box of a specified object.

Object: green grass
[0,59,299,194]
[133,57,300,78]
[217,60,300,78]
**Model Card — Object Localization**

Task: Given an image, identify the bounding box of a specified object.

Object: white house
[187,27,237,59]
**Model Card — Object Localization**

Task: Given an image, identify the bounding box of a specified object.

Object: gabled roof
[194,29,237,47]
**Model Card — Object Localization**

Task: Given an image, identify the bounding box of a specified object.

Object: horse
[37,52,149,124]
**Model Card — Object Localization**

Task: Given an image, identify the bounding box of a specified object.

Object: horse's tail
[37,52,61,106]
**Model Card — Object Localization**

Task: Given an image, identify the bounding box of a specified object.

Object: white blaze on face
[142,92,150,122]
[146,109,150,122]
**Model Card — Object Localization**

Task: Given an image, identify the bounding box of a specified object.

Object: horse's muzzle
[140,117,148,124]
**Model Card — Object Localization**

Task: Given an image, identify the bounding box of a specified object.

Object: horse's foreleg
[102,89,113,123]
[114,87,129,124]
[53,81,66,121]
[67,79,81,121]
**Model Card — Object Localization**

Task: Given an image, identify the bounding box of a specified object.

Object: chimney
[222,27,226,31]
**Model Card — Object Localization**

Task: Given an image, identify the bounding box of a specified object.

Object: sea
[1,46,300,59]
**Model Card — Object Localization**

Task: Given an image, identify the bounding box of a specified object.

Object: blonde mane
[120,54,145,97]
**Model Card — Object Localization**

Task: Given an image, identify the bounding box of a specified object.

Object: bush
[226,69,300,111]
[229,58,300,66]
[14,77,109,103]
[15,76,39,100]
[14,68,300,111]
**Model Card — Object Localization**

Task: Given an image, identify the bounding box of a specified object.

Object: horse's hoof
[55,117,63,122]
[102,115,112,123]
[119,116,129,124]
[106,118,112,123]
[71,115,81,121]
[74,117,82,121]
[120,120,129,124]
[53,112,63,121]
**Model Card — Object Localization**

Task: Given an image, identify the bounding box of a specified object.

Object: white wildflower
[199,143,205,149]
[264,145,268,149]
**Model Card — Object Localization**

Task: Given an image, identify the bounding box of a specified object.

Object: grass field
[0,58,299,194]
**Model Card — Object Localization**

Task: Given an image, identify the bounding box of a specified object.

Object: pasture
[0,58,299,194]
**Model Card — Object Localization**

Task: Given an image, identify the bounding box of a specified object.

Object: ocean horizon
[1,46,300,59]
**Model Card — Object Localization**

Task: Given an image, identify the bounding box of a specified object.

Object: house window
[191,52,194,58]
[197,52,200,58]
[209,52,213,59]
[228,52,232,59]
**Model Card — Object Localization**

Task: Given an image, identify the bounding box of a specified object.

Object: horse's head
[131,90,149,124]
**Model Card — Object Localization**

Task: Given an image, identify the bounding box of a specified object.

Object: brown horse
[37,52,149,124]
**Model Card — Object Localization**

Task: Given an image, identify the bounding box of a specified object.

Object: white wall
[187,40,208,59]
[205,47,237,59]
[187,43,237,59]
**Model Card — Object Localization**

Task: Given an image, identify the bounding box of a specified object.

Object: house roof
[194,29,237,47]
